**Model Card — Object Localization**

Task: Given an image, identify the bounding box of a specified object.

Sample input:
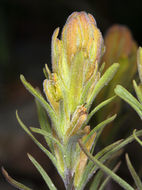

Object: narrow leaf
[86,96,116,124]
[78,127,142,190]
[84,114,116,143]
[133,129,142,146]
[79,141,134,190]
[79,116,118,188]
[28,154,57,190]
[43,64,52,79]
[20,75,58,129]
[87,63,119,109]
[95,140,123,160]
[115,85,142,119]
[2,167,31,190]
[126,154,142,190]
[99,62,105,74]
[35,99,53,151]
[16,111,58,170]
[89,169,103,190]
[98,162,121,190]
[89,130,142,184]
[133,80,142,104]
[99,130,142,164]
[30,127,63,150]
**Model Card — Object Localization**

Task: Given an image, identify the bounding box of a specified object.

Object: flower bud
[62,11,103,65]
[137,47,142,83]
[103,25,137,67]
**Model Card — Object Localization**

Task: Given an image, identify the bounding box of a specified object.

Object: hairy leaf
[28,154,57,190]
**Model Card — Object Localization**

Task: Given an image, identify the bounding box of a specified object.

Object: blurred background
[0,0,142,189]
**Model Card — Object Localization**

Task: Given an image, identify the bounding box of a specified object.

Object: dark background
[0,0,142,189]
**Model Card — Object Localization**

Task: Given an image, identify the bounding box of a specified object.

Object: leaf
[99,130,142,164]
[16,111,59,173]
[133,129,142,146]
[43,67,49,79]
[77,119,118,190]
[99,62,105,74]
[28,154,57,190]
[43,64,52,79]
[78,140,121,190]
[35,99,53,151]
[2,167,32,190]
[86,96,116,124]
[98,162,121,190]
[133,80,142,104]
[30,127,63,150]
[20,75,58,131]
[115,85,142,119]
[88,130,142,184]
[126,154,142,190]
[78,140,134,190]
[87,63,119,110]
[95,139,123,160]
[90,128,103,154]
[84,114,117,143]
[89,169,103,190]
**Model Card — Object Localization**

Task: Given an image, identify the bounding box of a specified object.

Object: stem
[64,169,74,190]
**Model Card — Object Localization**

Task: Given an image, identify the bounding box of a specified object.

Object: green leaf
[89,130,142,182]
[78,117,118,190]
[2,167,31,190]
[133,129,142,146]
[99,62,105,74]
[89,169,103,190]
[43,64,52,79]
[84,114,117,143]
[86,96,116,124]
[78,140,121,190]
[115,85,142,119]
[87,63,119,109]
[43,68,48,79]
[126,154,142,190]
[20,75,58,131]
[30,127,63,150]
[90,129,103,154]
[98,162,121,190]
[99,130,142,164]
[35,99,53,151]
[133,80,142,104]
[79,141,134,190]
[95,139,123,160]
[28,154,57,190]
[16,111,59,172]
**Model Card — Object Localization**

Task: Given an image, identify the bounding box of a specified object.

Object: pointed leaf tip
[28,154,57,190]
[2,167,32,190]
